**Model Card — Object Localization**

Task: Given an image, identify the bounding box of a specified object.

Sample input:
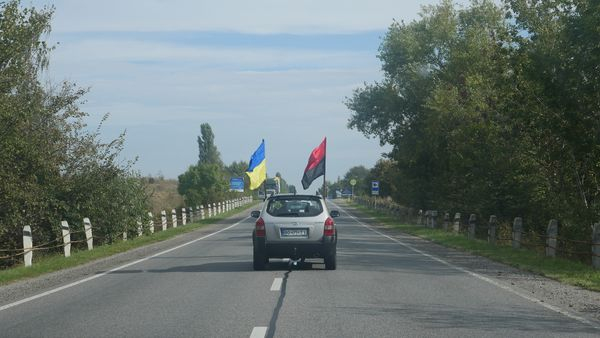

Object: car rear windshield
[266,197,324,217]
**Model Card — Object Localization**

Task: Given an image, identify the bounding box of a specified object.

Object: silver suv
[251,194,339,270]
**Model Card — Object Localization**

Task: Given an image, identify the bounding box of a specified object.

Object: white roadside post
[148,212,155,234]
[171,209,178,228]
[161,210,167,231]
[208,204,212,218]
[181,208,187,225]
[213,203,217,216]
[83,218,93,250]
[137,218,143,237]
[123,230,127,241]
[61,221,71,258]
[201,205,205,220]
[23,226,33,267]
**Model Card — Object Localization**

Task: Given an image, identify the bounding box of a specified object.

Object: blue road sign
[230,177,244,192]
[371,181,380,196]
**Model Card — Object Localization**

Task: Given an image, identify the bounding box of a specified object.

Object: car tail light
[324,217,335,237]
[255,217,265,237]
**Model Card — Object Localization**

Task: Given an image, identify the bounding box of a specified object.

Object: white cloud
[29,0,447,34]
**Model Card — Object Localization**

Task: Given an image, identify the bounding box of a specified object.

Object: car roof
[267,193,322,200]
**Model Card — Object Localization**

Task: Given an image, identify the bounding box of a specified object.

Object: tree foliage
[346,0,600,236]
[197,123,223,166]
[0,1,149,261]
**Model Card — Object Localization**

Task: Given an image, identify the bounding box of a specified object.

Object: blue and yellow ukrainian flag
[245,140,266,190]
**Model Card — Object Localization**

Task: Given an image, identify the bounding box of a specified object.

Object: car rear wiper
[276,212,300,217]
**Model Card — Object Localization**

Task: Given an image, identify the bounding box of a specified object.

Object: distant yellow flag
[245,140,266,190]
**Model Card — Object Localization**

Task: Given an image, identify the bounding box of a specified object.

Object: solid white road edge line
[249,326,268,338]
[0,217,250,313]
[270,278,283,291]
[331,201,600,330]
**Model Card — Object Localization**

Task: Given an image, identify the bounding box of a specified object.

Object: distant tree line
[177,124,295,205]
[345,0,600,239]
[177,123,253,206]
[0,1,149,264]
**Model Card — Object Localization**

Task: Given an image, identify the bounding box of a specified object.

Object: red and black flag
[301,137,326,190]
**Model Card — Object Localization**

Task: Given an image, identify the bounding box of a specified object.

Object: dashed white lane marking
[329,201,600,331]
[249,326,267,338]
[0,217,250,313]
[270,278,283,291]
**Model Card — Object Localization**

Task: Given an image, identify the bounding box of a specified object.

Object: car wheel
[253,249,266,270]
[324,247,336,270]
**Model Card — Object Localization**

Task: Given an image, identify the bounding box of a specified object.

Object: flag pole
[322,138,327,198]
[263,173,267,200]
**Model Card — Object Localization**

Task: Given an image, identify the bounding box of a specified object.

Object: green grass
[0,201,259,286]
[350,202,600,292]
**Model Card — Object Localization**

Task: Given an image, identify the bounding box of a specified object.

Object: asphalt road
[0,202,598,337]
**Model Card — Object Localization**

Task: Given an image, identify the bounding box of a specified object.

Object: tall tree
[197,123,223,166]
[179,123,228,205]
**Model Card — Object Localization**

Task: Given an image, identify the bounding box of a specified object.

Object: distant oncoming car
[251,194,340,270]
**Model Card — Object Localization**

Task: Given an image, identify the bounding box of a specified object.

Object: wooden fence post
[546,219,558,258]
[512,217,523,249]
[148,212,154,234]
[83,218,93,250]
[592,223,600,269]
[488,215,497,245]
[171,209,178,228]
[453,213,461,233]
[443,212,450,231]
[468,214,476,240]
[161,210,167,231]
[61,220,71,258]
[23,225,33,267]
[181,208,187,225]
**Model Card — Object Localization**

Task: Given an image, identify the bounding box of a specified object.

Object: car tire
[253,249,266,270]
[253,231,266,271]
[324,247,336,270]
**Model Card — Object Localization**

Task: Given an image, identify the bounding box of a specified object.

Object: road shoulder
[335,200,600,326]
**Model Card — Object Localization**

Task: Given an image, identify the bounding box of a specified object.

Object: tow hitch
[288,247,302,267]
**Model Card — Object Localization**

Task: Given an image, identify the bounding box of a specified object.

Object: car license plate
[280,228,308,238]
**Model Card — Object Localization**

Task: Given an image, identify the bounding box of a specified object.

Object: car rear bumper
[254,234,336,259]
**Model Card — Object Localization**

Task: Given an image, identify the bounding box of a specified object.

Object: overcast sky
[27,0,458,192]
